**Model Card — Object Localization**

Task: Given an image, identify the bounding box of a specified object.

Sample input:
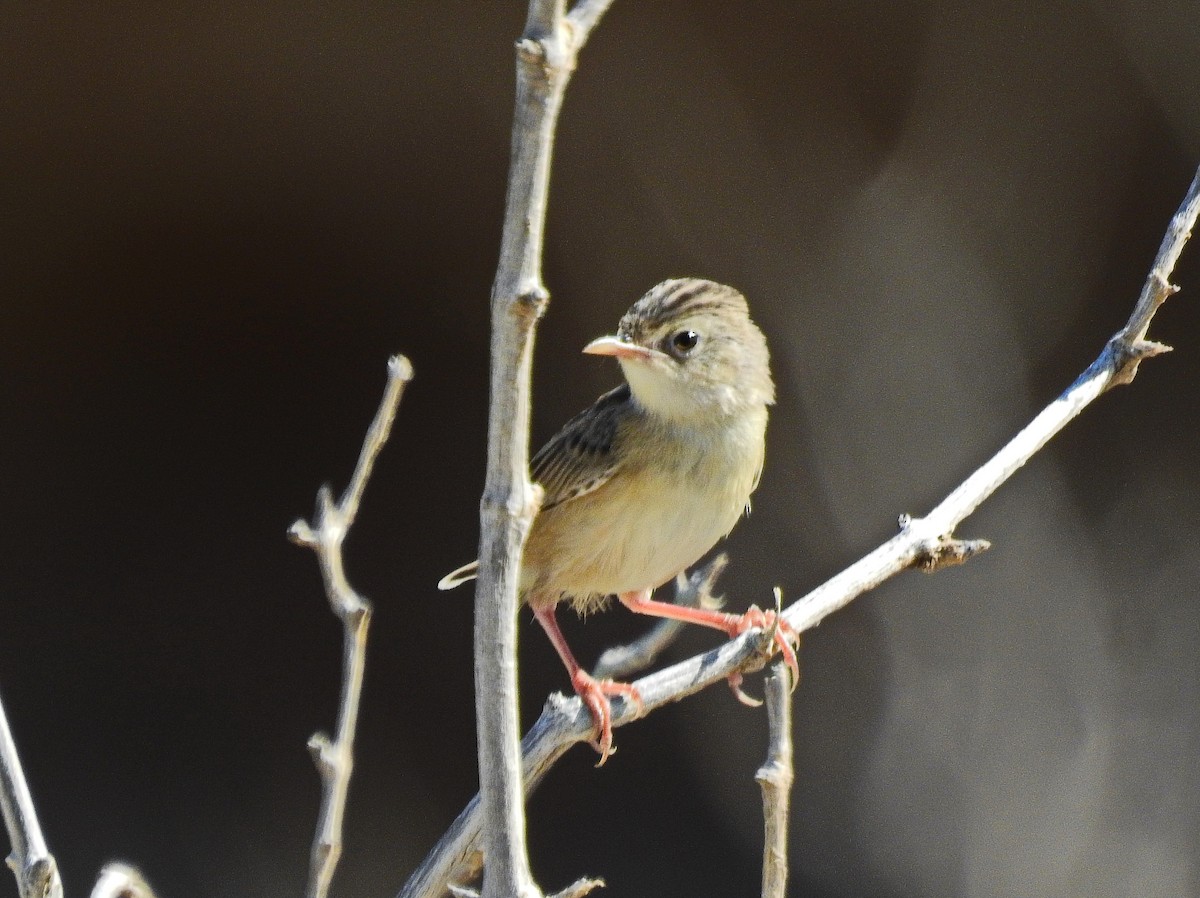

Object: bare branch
[0,689,63,898]
[90,863,158,898]
[756,663,794,898]
[290,354,414,898]
[784,166,1200,637]
[400,165,1200,898]
[472,1,615,896]
[592,554,727,681]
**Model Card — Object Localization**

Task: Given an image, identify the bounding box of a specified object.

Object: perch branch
[472,2,614,898]
[756,663,794,898]
[290,354,414,898]
[782,164,1200,636]
[0,690,62,898]
[400,165,1200,898]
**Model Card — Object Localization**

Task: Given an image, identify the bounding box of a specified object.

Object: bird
[440,277,796,763]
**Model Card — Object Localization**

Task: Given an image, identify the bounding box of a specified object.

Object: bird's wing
[531,383,631,511]
[437,385,631,591]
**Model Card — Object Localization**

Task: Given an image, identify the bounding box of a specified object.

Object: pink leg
[618,589,800,702]
[532,603,642,765]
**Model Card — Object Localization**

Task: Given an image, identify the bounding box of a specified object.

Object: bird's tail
[437,560,479,591]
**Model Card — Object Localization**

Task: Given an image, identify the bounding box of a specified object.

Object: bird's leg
[531,603,642,765]
[618,589,799,702]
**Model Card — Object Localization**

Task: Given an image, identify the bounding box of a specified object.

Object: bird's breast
[522,408,767,608]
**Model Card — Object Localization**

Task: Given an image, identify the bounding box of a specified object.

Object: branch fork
[291,354,413,898]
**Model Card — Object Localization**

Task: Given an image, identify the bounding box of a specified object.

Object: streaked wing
[531,384,631,511]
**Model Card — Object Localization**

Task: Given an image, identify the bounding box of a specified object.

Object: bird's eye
[669,329,699,356]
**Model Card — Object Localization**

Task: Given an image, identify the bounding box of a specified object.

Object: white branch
[400,165,1200,898]
[290,354,414,898]
[756,663,794,898]
[0,690,63,898]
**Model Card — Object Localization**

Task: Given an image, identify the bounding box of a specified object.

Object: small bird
[440,278,796,762]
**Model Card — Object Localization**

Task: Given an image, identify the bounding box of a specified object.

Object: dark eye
[670,329,699,356]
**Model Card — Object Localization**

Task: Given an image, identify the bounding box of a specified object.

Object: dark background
[3,2,1200,896]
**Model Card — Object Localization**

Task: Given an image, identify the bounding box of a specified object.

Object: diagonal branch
[400,165,1200,898]
[0,689,63,898]
[783,164,1200,637]
[290,354,414,898]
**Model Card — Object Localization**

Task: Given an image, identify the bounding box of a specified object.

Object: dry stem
[472,2,614,898]
[399,165,1200,898]
[756,663,794,898]
[0,690,63,898]
[290,354,414,898]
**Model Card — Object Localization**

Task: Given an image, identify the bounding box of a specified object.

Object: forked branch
[290,355,414,898]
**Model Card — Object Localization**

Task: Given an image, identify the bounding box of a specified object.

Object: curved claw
[570,670,642,766]
[773,624,800,691]
[727,670,763,707]
[726,605,801,692]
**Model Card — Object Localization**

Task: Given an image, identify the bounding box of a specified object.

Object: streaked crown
[614,278,774,418]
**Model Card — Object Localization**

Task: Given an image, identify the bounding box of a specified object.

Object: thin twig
[756,662,794,898]
[592,554,727,681]
[472,2,615,898]
[90,863,158,898]
[290,354,414,898]
[783,166,1200,637]
[400,166,1200,898]
[0,690,63,898]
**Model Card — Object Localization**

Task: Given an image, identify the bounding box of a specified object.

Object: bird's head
[583,278,774,423]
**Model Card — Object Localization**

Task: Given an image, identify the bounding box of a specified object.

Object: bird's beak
[582,335,660,362]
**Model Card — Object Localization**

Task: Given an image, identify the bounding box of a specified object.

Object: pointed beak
[582,335,662,362]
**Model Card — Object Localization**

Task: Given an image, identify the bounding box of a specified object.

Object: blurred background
[3,2,1200,896]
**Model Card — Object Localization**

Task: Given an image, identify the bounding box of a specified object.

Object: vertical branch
[755,662,794,898]
[0,690,63,898]
[290,355,414,898]
[474,3,613,898]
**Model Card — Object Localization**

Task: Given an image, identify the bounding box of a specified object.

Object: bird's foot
[570,669,642,765]
[719,605,800,703]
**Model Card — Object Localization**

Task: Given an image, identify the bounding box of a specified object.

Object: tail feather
[438,560,479,590]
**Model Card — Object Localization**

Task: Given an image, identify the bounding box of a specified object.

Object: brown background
[3,2,1200,897]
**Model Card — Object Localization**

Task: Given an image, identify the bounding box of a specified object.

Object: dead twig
[290,354,414,898]
[756,663,794,898]
[0,689,63,898]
